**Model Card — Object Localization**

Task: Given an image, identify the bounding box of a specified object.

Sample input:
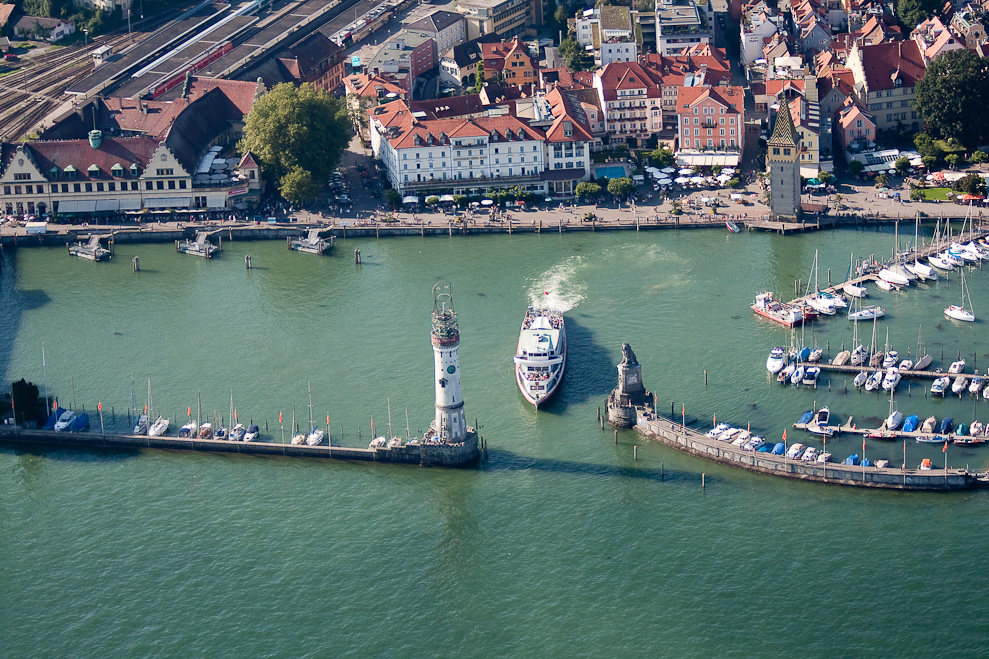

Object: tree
[606,176,635,199]
[425,195,439,206]
[914,49,989,148]
[384,188,401,208]
[727,177,741,188]
[239,83,352,190]
[559,36,591,72]
[646,146,675,168]
[914,132,942,159]
[10,378,42,426]
[894,157,911,176]
[945,153,962,170]
[818,171,832,185]
[896,0,938,30]
[472,62,484,93]
[832,193,845,210]
[910,187,925,201]
[847,160,864,177]
[575,181,603,200]
[875,173,889,188]
[279,166,318,205]
[970,150,988,164]
[921,155,939,171]
[452,194,468,208]
[952,172,987,196]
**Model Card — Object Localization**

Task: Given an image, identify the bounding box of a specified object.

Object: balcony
[401,171,543,190]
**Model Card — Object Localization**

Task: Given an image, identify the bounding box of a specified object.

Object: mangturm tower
[767,100,802,221]
[430,281,467,443]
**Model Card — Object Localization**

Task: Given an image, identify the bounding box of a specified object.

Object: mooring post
[597,406,601,421]
[633,445,638,461]
[133,256,139,271]
[245,255,252,269]
[702,473,706,488]
[661,462,664,478]
[704,369,708,386]
[614,429,618,444]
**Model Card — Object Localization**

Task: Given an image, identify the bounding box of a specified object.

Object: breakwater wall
[633,410,982,491]
[0,426,481,467]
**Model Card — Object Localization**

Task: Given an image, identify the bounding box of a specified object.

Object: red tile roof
[856,40,926,91]
[595,61,662,101]
[6,136,160,180]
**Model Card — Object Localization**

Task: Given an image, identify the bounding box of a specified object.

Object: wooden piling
[614,429,618,444]
[133,256,139,271]
[704,369,708,385]
[633,445,637,460]
[245,255,252,269]
[702,473,706,488]
[354,248,361,264]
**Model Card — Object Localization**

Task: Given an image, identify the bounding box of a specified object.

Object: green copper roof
[768,100,798,149]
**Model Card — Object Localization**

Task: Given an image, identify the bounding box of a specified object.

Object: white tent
[402,196,419,204]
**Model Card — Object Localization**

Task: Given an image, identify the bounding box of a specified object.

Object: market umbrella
[679,168,693,175]
[674,176,690,184]
[439,194,455,202]
[658,177,672,184]
[690,176,706,183]
[661,167,676,174]
[481,199,494,206]
[545,197,553,202]
[722,168,735,175]
[717,173,732,182]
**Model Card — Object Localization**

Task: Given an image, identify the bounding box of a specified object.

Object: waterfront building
[406,10,467,56]
[642,47,732,127]
[845,40,926,133]
[480,38,539,86]
[766,99,801,221]
[674,85,745,162]
[592,62,663,145]
[344,73,409,144]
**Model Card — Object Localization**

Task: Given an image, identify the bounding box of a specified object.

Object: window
[108,182,115,191]
[168,180,176,189]
[13,185,20,194]
[1,186,7,194]
[13,173,29,181]
[25,185,32,194]
[96,183,104,192]
[36,185,42,194]
[85,183,92,192]
[145,182,153,190]
[179,180,187,189]
[74,183,81,192]
[773,147,780,155]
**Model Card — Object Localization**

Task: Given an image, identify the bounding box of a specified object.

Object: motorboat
[816,452,832,463]
[214,426,228,440]
[951,376,968,396]
[902,415,920,433]
[68,413,90,432]
[920,458,933,470]
[869,351,885,367]
[962,241,989,260]
[969,377,985,396]
[133,414,149,435]
[931,376,950,396]
[797,410,814,425]
[899,359,914,371]
[853,371,868,387]
[949,244,978,262]
[886,408,903,431]
[41,407,65,430]
[970,421,984,437]
[515,307,567,406]
[843,454,860,465]
[801,446,819,462]
[743,437,765,451]
[244,424,260,442]
[917,435,946,444]
[178,421,197,438]
[944,269,975,322]
[802,366,821,386]
[752,292,805,327]
[148,416,169,437]
[881,368,901,392]
[198,423,213,439]
[790,364,805,385]
[771,442,786,455]
[832,350,851,366]
[706,423,730,438]
[904,260,937,280]
[921,416,937,433]
[808,347,823,363]
[820,291,848,310]
[229,423,246,441]
[306,427,325,446]
[808,406,834,436]
[797,347,811,362]
[949,360,966,374]
[953,435,985,446]
[955,423,969,437]
[861,458,873,467]
[732,431,751,447]
[850,344,869,367]
[778,363,796,384]
[848,305,885,321]
[940,417,955,434]
[875,459,890,469]
[806,294,837,316]
[290,433,306,445]
[785,443,806,459]
[882,351,899,369]
[54,410,77,432]
[766,347,787,374]
[718,427,741,441]
[940,250,965,267]
[864,370,883,392]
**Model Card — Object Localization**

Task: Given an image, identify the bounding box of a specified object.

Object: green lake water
[2,228,988,656]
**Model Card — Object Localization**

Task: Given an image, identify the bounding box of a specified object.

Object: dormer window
[49,165,59,179]
[111,163,124,177]
[130,163,140,177]
[64,165,77,179]
[88,164,101,178]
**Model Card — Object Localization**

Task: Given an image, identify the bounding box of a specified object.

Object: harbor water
[2,227,989,656]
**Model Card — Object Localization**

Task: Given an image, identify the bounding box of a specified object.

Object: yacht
[133,414,149,435]
[229,423,246,441]
[864,369,883,392]
[306,427,325,446]
[931,376,950,396]
[515,307,567,406]
[832,349,851,366]
[766,347,787,374]
[882,351,899,369]
[148,416,169,437]
[178,421,198,438]
[949,359,966,374]
[244,424,260,442]
[853,371,868,387]
[952,376,968,396]
[881,368,901,392]
[848,305,885,321]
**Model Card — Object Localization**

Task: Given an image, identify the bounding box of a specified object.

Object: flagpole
[99,401,104,436]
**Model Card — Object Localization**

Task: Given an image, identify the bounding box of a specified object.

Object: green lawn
[917,187,952,201]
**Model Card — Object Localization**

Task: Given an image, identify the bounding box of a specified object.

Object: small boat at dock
[902,415,919,433]
[969,377,984,396]
[832,350,850,366]
[176,232,218,258]
[306,427,325,446]
[288,229,332,254]
[197,423,213,439]
[949,360,966,374]
[178,421,198,438]
[864,369,882,392]
[853,371,868,387]
[766,347,787,374]
[68,235,111,261]
[848,305,885,321]
[952,376,968,396]
[229,423,246,441]
[148,416,169,437]
[751,292,804,327]
[931,377,950,396]
[244,424,260,442]
[921,416,937,433]
[133,414,149,435]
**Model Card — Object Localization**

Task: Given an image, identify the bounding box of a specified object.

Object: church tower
[767,100,802,221]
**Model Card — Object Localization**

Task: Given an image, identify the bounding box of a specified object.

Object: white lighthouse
[430,281,467,443]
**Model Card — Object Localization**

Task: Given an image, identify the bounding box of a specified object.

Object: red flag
[279,411,283,423]
[713,414,716,425]
[747,421,750,432]
[144,404,148,414]
[53,400,57,411]
[943,441,948,453]
[98,401,102,412]
[187,406,192,416]
[863,437,866,452]
[682,404,685,417]
[326,415,330,426]
[782,429,787,441]
[370,416,374,430]
[234,409,238,421]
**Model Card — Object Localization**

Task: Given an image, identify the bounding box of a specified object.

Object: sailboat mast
[405,409,411,441]
[307,381,314,434]
[387,398,393,439]
[147,377,152,420]
[42,342,50,412]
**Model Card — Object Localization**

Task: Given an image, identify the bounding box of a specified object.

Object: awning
[144,197,191,209]
[402,195,419,204]
[118,198,142,211]
[539,167,586,181]
[438,194,455,202]
[58,200,98,213]
[675,153,740,167]
[95,199,119,211]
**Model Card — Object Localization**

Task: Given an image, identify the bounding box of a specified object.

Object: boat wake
[528,256,586,312]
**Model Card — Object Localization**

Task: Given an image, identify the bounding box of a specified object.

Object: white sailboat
[804,250,836,315]
[842,254,868,297]
[944,268,975,322]
[914,325,933,370]
[306,382,324,445]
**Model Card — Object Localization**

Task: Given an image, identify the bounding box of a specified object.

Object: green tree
[914,132,942,159]
[875,173,889,188]
[472,62,484,93]
[894,157,911,176]
[606,176,635,199]
[279,166,318,205]
[384,188,401,208]
[952,172,987,195]
[921,155,940,170]
[727,177,741,188]
[10,378,42,426]
[239,83,352,188]
[575,181,603,200]
[452,194,468,208]
[425,195,439,206]
[896,0,938,30]
[945,153,961,169]
[970,150,988,164]
[914,49,989,148]
[848,160,864,177]
[559,36,591,72]
[818,171,832,185]
[646,146,675,167]
[910,187,925,201]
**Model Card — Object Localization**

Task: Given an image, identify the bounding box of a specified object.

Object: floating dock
[67,235,112,261]
[288,229,334,254]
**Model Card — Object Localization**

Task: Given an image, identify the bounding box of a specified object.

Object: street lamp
[83,28,88,49]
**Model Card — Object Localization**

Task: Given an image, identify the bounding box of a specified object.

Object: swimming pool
[595,165,627,179]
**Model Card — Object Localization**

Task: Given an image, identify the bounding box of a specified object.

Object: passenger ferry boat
[514,307,566,406]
